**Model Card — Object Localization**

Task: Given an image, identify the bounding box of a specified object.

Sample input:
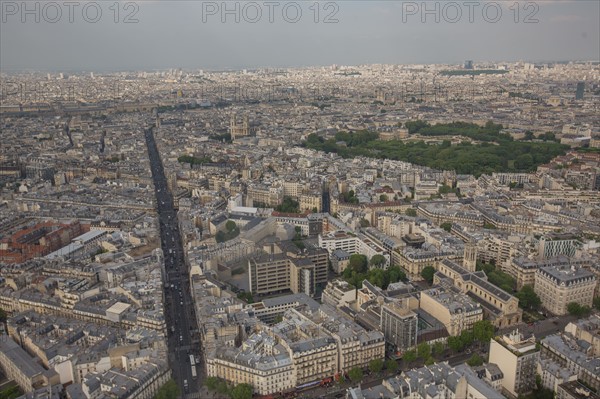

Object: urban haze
[0,2,600,399]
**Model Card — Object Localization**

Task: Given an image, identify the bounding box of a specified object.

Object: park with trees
[303,121,567,176]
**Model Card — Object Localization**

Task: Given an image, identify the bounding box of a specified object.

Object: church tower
[463,241,477,272]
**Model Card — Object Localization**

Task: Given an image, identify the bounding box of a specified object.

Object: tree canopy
[417,342,431,359]
[421,266,436,284]
[302,122,568,176]
[275,197,300,213]
[348,254,369,274]
[230,384,253,399]
[342,264,406,290]
[516,285,541,311]
[403,350,417,363]
[473,320,495,342]
[567,302,592,317]
[405,208,417,217]
[440,222,453,232]
[467,353,484,367]
[386,359,398,373]
[155,379,180,399]
[369,358,384,373]
[348,367,364,382]
[370,254,387,268]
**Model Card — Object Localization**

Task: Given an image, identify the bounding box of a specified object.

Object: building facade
[534,266,596,315]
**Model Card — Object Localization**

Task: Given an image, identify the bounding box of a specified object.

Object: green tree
[524,131,535,141]
[467,353,484,367]
[483,222,497,229]
[237,292,254,304]
[155,379,180,399]
[516,285,541,311]
[421,266,436,284]
[360,218,370,227]
[379,194,389,202]
[275,196,300,213]
[440,222,452,232]
[403,350,417,363]
[567,302,592,317]
[417,342,431,359]
[366,268,389,289]
[594,297,600,311]
[302,124,568,178]
[388,266,407,283]
[348,367,364,382]
[349,254,369,273]
[405,208,417,217]
[230,383,253,399]
[424,356,435,366]
[386,359,398,373]
[216,379,230,395]
[460,330,474,347]
[205,377,220,391]
[369,358,384,374]
[473,320,495,343]
[432,342,445,357]
[370,254,387,268]
[515,153,534,170]
[225,220,237,232]
[448,336,464,352]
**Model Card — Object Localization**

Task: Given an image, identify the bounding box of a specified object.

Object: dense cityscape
[1,57,600,399]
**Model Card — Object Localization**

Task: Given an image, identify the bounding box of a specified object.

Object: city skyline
[1,2,600,399]
[1,0,598,71]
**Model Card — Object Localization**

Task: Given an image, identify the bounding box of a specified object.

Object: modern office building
[538,233,579,259]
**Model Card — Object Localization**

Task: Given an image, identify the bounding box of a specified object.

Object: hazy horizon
[1,0,599,72]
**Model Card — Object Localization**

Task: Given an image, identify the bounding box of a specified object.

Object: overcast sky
[1,0,598,72]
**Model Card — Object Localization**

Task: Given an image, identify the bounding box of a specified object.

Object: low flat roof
[106,301,131,314]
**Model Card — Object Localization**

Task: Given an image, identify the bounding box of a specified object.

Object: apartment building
[319,306,385,373]
[365,361,506,399]
[509,256,593,290]
[207,304,385,394]
[489,330,539,398]
[556,381,600,399]
[247,184,283,208]
[396,248,452,276]
[564,315,600,357]
[318,230,389,267]
[206,332,297,395]
[478,234,524,268]
[0,337,60,393]
[541,334,600,392]
[248,253,304,295]
[330,249,350,274]
[321,279,356,309]
[380,301,418,354]
[299,192,322,213]
[419,284,483,336]
[534,265,596,315]
[248,242,328,297]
